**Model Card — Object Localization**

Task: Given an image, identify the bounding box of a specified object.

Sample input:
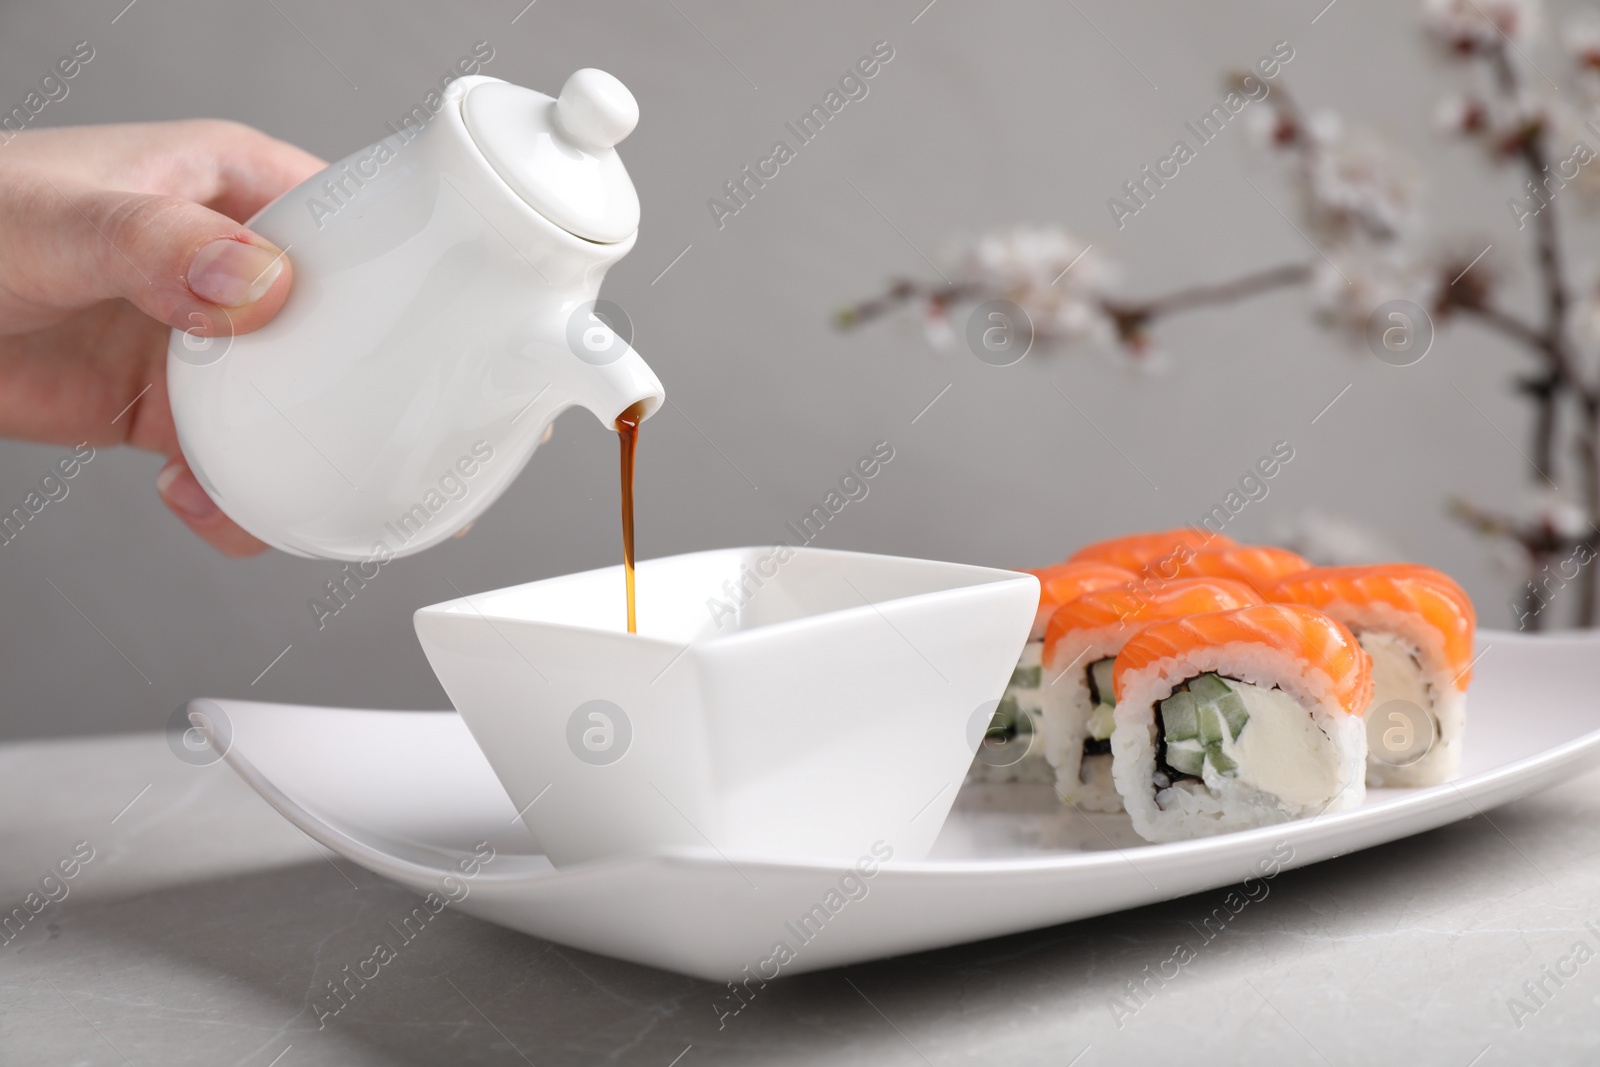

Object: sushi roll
[1269,564,1476,787]
[971,561,1136,784]
[1111,604,1372,842]
[1068,528,1234,576]
[1157,545,1311,597]
[1040,577,1263,811]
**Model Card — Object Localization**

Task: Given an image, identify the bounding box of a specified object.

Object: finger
[3,181,295,336]
[156,457,269,558]
[0,301,173,450]
[8,119,325,223]
[186,120,327,221]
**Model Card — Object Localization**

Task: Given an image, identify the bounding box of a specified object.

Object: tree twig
[1100,263,1312,342]
[835,263,1312,343]
[1454,303,1548,352]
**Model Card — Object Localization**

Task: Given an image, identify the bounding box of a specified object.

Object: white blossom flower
[1540,98,1600,203]
[1244,103,1280,147]
[1422,0,1542,53]
[940,227,1116,345]
[951,227,1109,292]
[1305,109,1344,147]
[1243,102,1301,150]
[1446,88,1563,160]
[1527,487,1592,542]
[1310,249,1436,338]
[1435,93,1491,134]
[1298,124,1422,243]
[918,302,958,352]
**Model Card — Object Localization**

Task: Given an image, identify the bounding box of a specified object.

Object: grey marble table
[1,729,1598,1066]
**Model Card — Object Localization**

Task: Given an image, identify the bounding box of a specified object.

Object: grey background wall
[0,0,1587,739]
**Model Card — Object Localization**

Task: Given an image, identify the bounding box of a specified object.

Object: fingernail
[187,239,284,307]
[158,460,219,520]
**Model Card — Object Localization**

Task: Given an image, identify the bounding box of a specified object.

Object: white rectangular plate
[204,630,1600,981]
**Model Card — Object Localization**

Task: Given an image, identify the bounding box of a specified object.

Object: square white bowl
[413,547,1037,867]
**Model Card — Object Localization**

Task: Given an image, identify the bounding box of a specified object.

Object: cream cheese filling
[1223,683,1340,807]
[1164,680,1340,807]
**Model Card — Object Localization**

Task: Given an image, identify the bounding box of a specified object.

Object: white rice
[1040,629,1127,812]
[1112,641,1368,843]
[1316,599,1467,787]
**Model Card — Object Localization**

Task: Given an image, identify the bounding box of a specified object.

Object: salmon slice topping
[1044,577,1263,664]
[1029,561,1138,614]
[1268,564,1477,687]
[1068,528,1234,575]
[1158,545,1311,596]
[1113,603,1373,715]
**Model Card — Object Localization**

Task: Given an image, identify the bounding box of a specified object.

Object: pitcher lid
[462,69,640,244]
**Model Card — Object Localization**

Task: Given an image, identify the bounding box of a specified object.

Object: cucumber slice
[1160,690,1199,742]
[1197,703,1226,745]
[1087,702,1116,741]
[1204,742,1237,776]
[1089,658,1117,706]
[1009,665,1041,689]
[1215,692,1249,740]
[1188,673,1232,702]
[1165,740,1205,777]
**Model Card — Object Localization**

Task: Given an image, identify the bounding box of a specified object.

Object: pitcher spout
[567,322,664,428]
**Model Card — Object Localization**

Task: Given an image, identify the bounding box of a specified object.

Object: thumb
[21,182,294,335]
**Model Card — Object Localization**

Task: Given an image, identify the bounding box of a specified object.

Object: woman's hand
[0,120,324,555]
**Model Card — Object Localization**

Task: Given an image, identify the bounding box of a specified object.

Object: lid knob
[555,68,639,151]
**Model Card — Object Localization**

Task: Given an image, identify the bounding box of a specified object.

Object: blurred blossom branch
[837,0,1600,628]
[834,262,1312,353]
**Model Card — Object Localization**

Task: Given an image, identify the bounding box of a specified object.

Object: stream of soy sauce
[615,400,649,634]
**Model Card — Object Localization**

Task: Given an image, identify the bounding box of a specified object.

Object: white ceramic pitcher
[167,69,663,560]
